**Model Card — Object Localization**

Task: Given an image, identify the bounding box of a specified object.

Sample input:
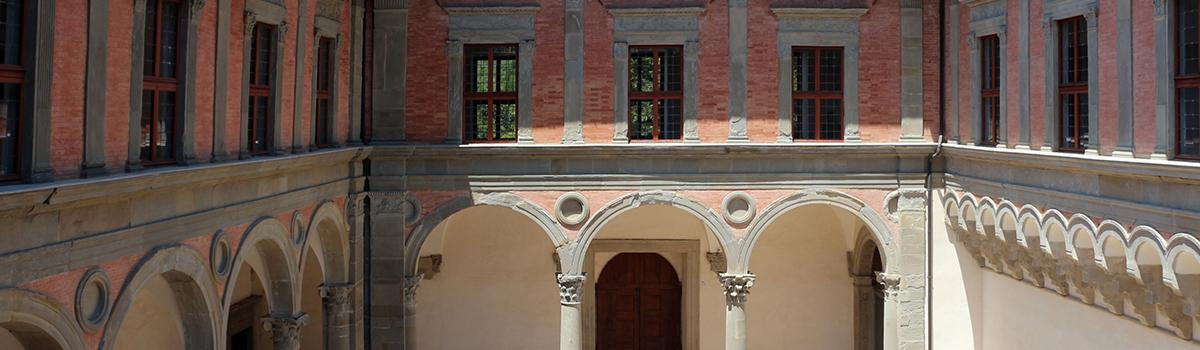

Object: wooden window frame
[314,36,333,148]
[628,45,684,141]
[1058,16,1088,153]
[791,46,844,141]
[979,35,1000,146]
[247,23,274,155]
[462,44,518,143]
[0,0,25,182]
[1178,0,1200,160]
[140,0,183,165]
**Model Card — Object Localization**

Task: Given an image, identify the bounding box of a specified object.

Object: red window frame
[247,23,274,155]
[791,46,844,141]
[462,44,518,143]
[0,0,25,182]
[1058,16,1088,153]
[979,35,1000,146]
[1177,0,1200,160]
[314,37,333,147]
[140,0,182,165]
[628,45,683,141]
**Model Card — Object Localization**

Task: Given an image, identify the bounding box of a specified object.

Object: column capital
[718,273,756,308]
[320,283,355,307]
[244,11,258,36]
[556,273,586,305]
[403,274,423,302]
[875,272,901,302]
[1154,0,1167,18]
[1084,4,1098,30]
[261,313,310,350]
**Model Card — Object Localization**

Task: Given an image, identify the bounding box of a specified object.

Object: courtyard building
[0,0,1198,349]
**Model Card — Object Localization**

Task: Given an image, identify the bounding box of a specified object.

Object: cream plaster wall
[300,248,326,350]
[586,205,726,350]
[745,205,859,350]
[417,206,560,350]
[0,327,25,350]
[112,275,185,350]
[931,191,1196,350]
[230,264,272,350]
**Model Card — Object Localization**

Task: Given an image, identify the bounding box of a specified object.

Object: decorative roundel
[75,267,111,332]
[402,196,422,224]
[555,192,590,226]
[210,230,233,281]
[721,191,756,225]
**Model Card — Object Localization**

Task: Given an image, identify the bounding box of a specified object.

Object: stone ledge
[943,144,1200,185]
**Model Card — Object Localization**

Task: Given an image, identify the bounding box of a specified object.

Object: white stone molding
[262,313,310,350]
[740,188,894,274]
[875,272,901,302]
[945,190,1200,340]
[557,273,586,305]
[718,273,756,308]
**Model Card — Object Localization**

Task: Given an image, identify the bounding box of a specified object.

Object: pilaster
[727,0,749,142]
[899,0,924,142]
[562,0,585,144]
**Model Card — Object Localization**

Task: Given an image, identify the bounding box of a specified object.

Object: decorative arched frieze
[300,200,351,284]
[567,191,736,275]
[224,217,300,317]
[739,189,895,275]
[403,192,567,277]
[945,189,1200,342]
[0,288,87,350]
[99,246,222,350]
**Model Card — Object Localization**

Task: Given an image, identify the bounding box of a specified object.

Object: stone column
[558,273,586,350]
[403,275,422,350]
[719,273,755,350]
[1017,0,1031,149]
[262,314,310,350]
[893,189,927,350]
[320,284,354,350]
[876,272,901,350]
[367,192,409,349]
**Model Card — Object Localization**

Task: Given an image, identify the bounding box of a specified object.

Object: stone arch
[941,192,961,233]
[1016,206,1042,249]
[995,204,1019,243]
[1040,210,1070,257]
[740,189,894,274]
[570,190,736,275]
[1127,226,1168,284]
[300,200,350,284]
[1164,233,1200,295]
[851,227,886,277]
[0,289,86,350]
[975,198,997,238]
[957,195,979,235]
[224,217,300,317]
[405,192,567,276]
[99,246,222,350]
[1095,227,1130,273]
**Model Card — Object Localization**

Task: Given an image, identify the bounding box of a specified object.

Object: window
[980,35,1000,146]
[0,0,23,180]
[315,37,333,147]
[1179,0,1200,158]
[629,46,682,141]
[791,47,843,141]
[1058,16,1088,152]
[247,23,274,155]
[140,0,182,164]
[463,45,517,142]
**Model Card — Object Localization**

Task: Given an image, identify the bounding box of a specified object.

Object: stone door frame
[582,239,701,350]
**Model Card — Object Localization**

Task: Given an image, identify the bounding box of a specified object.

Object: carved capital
[966,32,978,51]
[875,272,901,302]
[319,284,354,308]
[403,274,423,303]
[280,21,290,34]
[719,273,756,309]
[1154,0,1167,18]
[557,273,586,305]
[997,25,1007,43]
[244,11,259,36]
[190,0,206,17]
[1084,4,1098,30]
[261,314,310,350]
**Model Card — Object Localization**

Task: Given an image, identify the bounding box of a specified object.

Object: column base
[1014,144,1031,150]
[1150,152,1170,160]
[1111,149,1134,158]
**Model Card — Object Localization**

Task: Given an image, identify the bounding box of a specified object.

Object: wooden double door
[596,253,683,350]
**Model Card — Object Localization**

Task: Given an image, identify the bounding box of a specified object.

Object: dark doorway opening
[596,252,682,350]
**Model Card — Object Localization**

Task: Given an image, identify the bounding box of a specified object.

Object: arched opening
[112,275,187,349]
[745,203,883,349]
[299,247,326,350]
[227,264,273,350]
[415,205,559,349]
[0,288,84,350]
[223,227,297,350]
[0,323,64,350]
[596,252,682,350]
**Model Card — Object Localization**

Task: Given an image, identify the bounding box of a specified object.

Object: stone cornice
[369,143,937,160]
[607,7,706,16]
[442,5,540,15]
[942,144,1200,185]
[770,7,868,19]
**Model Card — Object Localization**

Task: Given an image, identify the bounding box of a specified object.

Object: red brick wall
[1030,0,1046,148]
[858,1,902,142]
[697,1,730,142]
[746,0,779,142]
[582,0,614,142]
[1098,0,1117,155]
[51,0,87,178]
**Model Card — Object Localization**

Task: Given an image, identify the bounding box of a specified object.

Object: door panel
[596,253,682,350]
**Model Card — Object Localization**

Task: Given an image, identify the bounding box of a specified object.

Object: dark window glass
[628,46,683,141]
[980,35,1000,146]
[247,24,274,154]
[1180,0,1200,158]
[314,37,333,147]
[463,45,519,142]
[792,47,843,140]
[140,0,184,164]
[1059,16,1089,152]
[0,0,22,180]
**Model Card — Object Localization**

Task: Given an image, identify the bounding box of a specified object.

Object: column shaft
[558,274,586,350]
[719,273,755,350]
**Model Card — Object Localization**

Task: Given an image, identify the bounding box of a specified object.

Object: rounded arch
[941,192,961,233]
[995,204,1018,243]
[975,198,997,238]
[851,227,887,276]
[957,195,979,235]
[570,191,736,275]
[0,289,86,350]
[740,189,894,274]
[1040,210,1070,257]
[1127,226,1168,282]
[1016,207,1042,249]
[99,246,222,350]
[300,200,350,285]
[223,217,300,317]
[405,192,567,276]
[1164,233,1200,293]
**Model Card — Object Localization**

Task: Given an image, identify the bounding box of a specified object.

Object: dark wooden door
[597,253,682,350]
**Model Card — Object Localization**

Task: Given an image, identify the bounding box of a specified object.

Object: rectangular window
[629,46,683,141]
[980,35,1000,146]
[463,45,517,142]
[1058,16,1088,152]
[1179,0,1200,158]
[247,23,274,155]
[140,0,182,164]
[0,0,23,181]
[314,37,333,147]
[792,47,843,141]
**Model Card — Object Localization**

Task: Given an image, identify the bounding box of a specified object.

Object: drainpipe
[929,1,948,348]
